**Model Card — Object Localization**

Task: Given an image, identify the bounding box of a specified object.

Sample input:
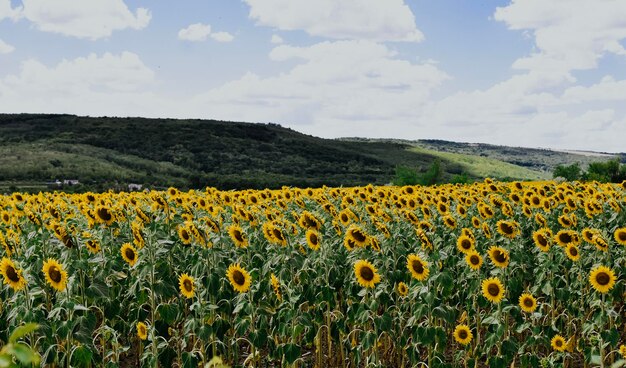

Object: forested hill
[0,114,464,191]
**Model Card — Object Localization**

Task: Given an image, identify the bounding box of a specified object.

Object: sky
[1,0,626,153]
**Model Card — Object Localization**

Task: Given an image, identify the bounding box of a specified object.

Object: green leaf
[6,343,40,365]
[283,344,300,364]
[9,323,38,343]
[72,345,93,367]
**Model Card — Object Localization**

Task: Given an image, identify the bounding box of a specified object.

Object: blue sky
[1,0,626,152]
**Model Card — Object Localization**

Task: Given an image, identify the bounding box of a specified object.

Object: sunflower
[343,237,356,251]
[346,225,369,248]
[306,229,320,251]
[555,230,580,247]
[482,223,492,239]
[589,265,616,294]
[465,251,483,271]
[137,322,148,340]
[407,254,429,281]
[42,258,68,292]
[565,244,580,261]
[0,257,26,291]
[456,235,474,254]
[453,324,473,345]
[614,227,626,246]
[481,277,505,303]
[226,263,251,293]
[551,335,566,352]
[443,215,457,229]
[518,293,537,313]
[85,239,101,254]
[592,234,608,252]
[471,216,481,228]
[228,224,248,248]
[121,243,138,267]
[620,344,626,359]
[270,273,282,301]
[178,224,193,245]
[532,229,551,252]
[396,282,408,297]
[582,228,597,243]
[354,260,381,288]
[488,246,509,268]
[95,205,115,226]
[496,220,519,239]
[179,273,195,299]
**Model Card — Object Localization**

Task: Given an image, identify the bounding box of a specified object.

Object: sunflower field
[1,180,626,367]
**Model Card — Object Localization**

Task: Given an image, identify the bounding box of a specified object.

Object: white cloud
[244,0,423,42]
[0,38,14,54]
[178,23,234,42]
[19,0,150,40]
[210,31,234,43]
[494,0,626,72]
[0,52,159,116]
[188,40,448,132]
[270,34,283,44]
[0,0,22,21]
[178,23,212,41]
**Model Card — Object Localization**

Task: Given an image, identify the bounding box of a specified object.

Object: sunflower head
[481,277,505,303]
[565,244,580,261]
[518,293,537,313]
[137,322,148,340]
[270,273,282,301]
[306,229,320,251]
[496,220,519,239]
[396,282,408,297]
[121,243,138,267]
[465,251,483,271]
[354,260,381,288]
[533,229,551,252]
[589,265,616,294]
[488,246,509,268]
[346,225,369,247]
[456,235,474,254]
[42,258,68,292]
[179,273,195,299]
[551,335,566,352]
[0,257,26,291]
[614,227,626,246]
[407,254,429,281]
[228,224,248,248]
[227,263,252,293]
[453,324,473,345]
[85,239,101,254]
[95,206,115,226]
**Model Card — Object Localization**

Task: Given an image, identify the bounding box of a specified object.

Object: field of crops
[1,180,626,367]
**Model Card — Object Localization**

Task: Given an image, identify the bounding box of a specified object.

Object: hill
[1,114,620,192]
[0,114,458,191]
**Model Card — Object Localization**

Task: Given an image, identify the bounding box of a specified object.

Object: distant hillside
[0,114,461,191]
[2,114,619,192]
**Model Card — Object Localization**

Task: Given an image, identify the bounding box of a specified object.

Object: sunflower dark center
[412,260,424,274]
[461,239,472,249]
[537,234,548,247]
[523,298,534,307]
[125,248,136,261]
[618,231,626,241]
[6,265,19,282]
[494,250,507,263]
[341,214,348,222]
[181,229,190,240]
[49,266,62,283]
[308,233,318,245]
[596,272,610,285]
[500,223,514,234]
[532,197,540,205]
[183,279,193,292]
[233,230,244,242]
[555,339,563,347]
[569,247,578,256]
[559,233,572,243]
[351,230,367,243]
[272,229,285,242]
[97,208,112,222]
[470,255,480,265]
[488,283,500,297]
[458,330,468,339]
[233,270,245,286]
[359,266,375,282]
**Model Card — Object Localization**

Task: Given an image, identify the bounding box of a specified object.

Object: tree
[553,163,581,181]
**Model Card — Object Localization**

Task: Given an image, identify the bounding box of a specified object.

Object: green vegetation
[554,159,626,183]
[407,145,550,181]
[0,114,458,191]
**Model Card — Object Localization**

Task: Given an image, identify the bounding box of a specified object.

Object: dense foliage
[1,180,626,367]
